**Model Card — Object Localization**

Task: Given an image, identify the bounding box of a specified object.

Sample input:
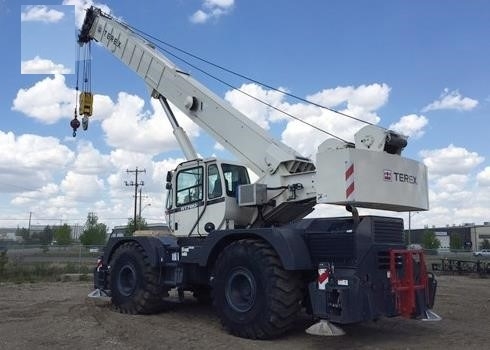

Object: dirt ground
[0,275,488,350]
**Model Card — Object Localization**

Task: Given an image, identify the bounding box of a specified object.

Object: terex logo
[383,169,417,184]
[103,30,122,48]
[383,169,392,181]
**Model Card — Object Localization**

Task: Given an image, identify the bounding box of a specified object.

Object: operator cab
[165,158,256,236]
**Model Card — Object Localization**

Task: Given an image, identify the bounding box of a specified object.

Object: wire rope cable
[106,14,383,143]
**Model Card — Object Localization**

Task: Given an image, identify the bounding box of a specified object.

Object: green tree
[39,226,54,246]
[422,230,440,250]
[79,213,107,246]
[480,239,490,250]
[126,217,147,236]
[54,224,72,246]
[16,227,30,243]
[450,233,462,250]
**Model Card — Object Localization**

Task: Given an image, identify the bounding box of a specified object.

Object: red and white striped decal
[345,162,355,201]
[318,267,329,290]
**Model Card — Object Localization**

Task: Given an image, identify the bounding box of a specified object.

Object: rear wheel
[212,239,303,339]
[109,241,169,314]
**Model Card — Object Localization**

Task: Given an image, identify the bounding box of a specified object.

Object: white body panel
[315,147,428,211]
[168,197,256,237]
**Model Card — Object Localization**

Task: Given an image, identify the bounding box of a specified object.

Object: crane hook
[70,112,81,137]
[82,115,89,131]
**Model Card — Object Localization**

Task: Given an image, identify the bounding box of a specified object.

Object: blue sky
[0,0,489,230]
[21,4,75,73]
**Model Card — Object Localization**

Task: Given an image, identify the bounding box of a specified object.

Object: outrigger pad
[87,288,110,299]
[421,309,442,322]
[306,319,345,336]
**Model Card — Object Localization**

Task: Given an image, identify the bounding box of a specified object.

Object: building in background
[407,222,490,251]
[0,229,19,242]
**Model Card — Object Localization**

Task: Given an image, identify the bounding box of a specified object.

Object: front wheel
[109,241,169,314]
[212,239,303,339]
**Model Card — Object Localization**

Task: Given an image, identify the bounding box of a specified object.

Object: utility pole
[125,167,145,232]
[28,211,32,238]
[139,187,142,221]
[138,187,150,219]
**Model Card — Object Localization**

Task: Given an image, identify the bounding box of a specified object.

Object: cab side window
[207,164,222,199]
[176,166,203,206]
[221,163,250,198]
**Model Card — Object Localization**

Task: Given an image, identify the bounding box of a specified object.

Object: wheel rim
[225,267,256,313]
[118,264,137,297]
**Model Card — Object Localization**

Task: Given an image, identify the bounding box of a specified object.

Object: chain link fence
[0,243,104,283]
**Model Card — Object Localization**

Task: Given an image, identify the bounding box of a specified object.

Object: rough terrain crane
[80,6,439,339]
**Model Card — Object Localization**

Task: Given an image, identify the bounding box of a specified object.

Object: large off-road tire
[109,241,169,314]
[212,239,303,339]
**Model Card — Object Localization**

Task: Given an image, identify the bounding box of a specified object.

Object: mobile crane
[80,6,439,339]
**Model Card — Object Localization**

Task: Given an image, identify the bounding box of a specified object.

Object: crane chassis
[80,6,440,339]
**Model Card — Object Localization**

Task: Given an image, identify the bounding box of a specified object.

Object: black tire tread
[212,238,302,339]
[109,241,169,315]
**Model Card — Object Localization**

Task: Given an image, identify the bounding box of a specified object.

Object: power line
[118,19,377,140]
[141,29,373,126]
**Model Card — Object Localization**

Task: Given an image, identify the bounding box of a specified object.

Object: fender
[103,235,179,268]
[180,226,314,270]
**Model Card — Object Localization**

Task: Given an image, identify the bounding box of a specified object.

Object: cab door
[169,164,204,236]
[197,163,226,232]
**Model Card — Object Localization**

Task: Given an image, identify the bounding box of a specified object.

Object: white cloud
[214,142,225,151]
[224,83,285,129]
[152,157,185,190]
[11,75,189,158]
[307,84,390,111]
[2,133,180,227]
[389,114,428,139]
[412,144,490,227]
[11,74,74,124]
[106,149,169,201]
[109,149,154,174]
[101,93,200,155]
[477,167,490,187]
[0,131,74,194]
[21,56,71,74]
[71,141,113,175]
[60,171,105,201]
[205,0,234,7]
[190,0,234,24]
[91,94,115,121]
[433,174,469,193]
[190,10,209,24]
[11,183,59,206]
[21,5,64,23]
[422,88,478,112]
[0,131,74,171]
[225,82,388,157]
[420,144,484,176]
[420,182,490,228]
